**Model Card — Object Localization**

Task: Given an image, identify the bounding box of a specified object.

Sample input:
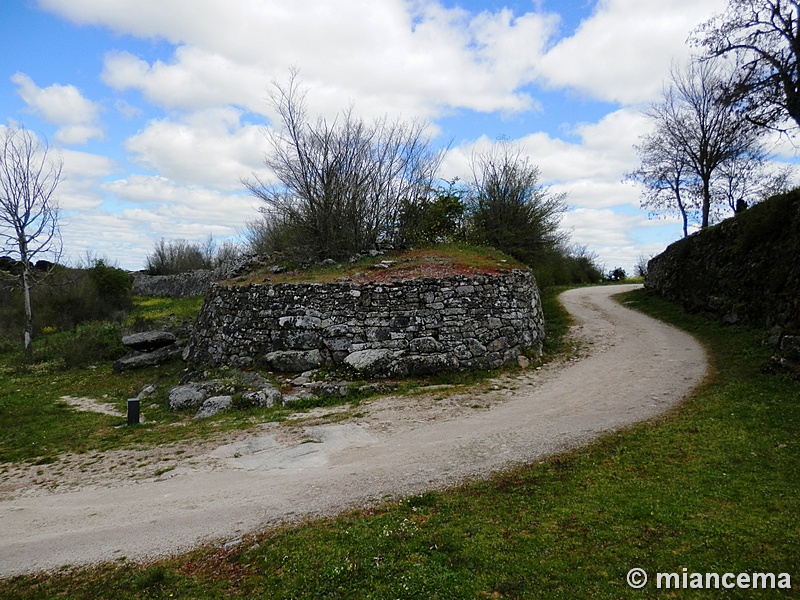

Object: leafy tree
[466,142,567,265]
[397,181,466,247]
[693,0,800,130]
[0,125,62,355]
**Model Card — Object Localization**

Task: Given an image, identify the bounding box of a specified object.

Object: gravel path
[0,284,707,577]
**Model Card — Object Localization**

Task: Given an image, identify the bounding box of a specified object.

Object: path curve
[0,285,707,576]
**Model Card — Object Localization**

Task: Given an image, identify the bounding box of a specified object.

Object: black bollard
[127,398,140,426]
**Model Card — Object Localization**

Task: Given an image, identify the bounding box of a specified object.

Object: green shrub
[397,183,466,247]
[0,263,133,345]
[61,324,128,369]
[88,259,133,310]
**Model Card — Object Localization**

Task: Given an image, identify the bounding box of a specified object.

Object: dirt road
[0,285,707,576]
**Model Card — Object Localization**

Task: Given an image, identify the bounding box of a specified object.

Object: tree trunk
[701,177,712,229]
[22,265,33,358]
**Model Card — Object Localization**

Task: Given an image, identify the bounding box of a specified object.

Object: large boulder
[122,331,177,351]
[343,349,400,376]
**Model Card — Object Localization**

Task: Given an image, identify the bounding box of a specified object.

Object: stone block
[264,349,326,372]
[344,349,400,375]
[121,331,177,351]
[409,336,442,353]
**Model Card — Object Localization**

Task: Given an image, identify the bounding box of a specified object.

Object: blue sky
[1,0,793,272]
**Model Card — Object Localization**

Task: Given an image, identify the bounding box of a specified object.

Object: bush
[145,236,243,275]
[0,262,133,342]
[61,324,127,369]
[243,73,442,261]
[89,259,133,311]
[397,182,466,247]
[466,142,567,266]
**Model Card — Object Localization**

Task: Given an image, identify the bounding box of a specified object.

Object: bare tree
[626,128,701,238]
[243,72,443,260]
[0,125,62,355]
[644,59,765,229]
[693,0,800,131]
[467,141,567,264]
[710,146,777,216]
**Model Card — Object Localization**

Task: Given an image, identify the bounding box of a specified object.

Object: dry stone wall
[185,270,545,376]
[131,270,218,298]
[645,191,800,333]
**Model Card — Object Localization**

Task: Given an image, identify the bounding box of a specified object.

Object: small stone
[137,384,157,399]
[264,349,325,372]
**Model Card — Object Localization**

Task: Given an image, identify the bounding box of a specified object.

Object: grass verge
[0,285,570,465]
[2,288,797,597]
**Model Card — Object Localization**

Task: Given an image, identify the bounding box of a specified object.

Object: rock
[409,336,441,353]
[137,384,157,399]
[236,370,272,389]
[113,344,182,372]
[781,335,800,360]
[314,381,351,398]
[344,349,399,375]
[357,382,397,395]
[242,384,283,408]
[517,354,530,369]
[402,353,459,375]
[131,271,217,298]
[291,370,318,386]
[121,331,177,351]
[722,310,740,325]
[264,349,326,372]
[195,395,232,419]
[169,384,209,410]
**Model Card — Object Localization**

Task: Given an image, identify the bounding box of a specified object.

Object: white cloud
[443,108,648,192]
[58,149,117,211]
[31,0,754,272]
[123,108,269,189]
[11,73,104,144]
[537,0,728,104]
[44,0,560,121]
[106,174,259,233]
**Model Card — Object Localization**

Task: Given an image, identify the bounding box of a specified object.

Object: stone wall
[131,270,218,298]
[645,191,800,333]
[185,270,545,376]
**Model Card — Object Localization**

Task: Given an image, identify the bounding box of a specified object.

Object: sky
[0,0,795,273]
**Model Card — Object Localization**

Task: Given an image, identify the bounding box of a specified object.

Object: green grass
[2,288,797,597]
[0,284,564,466]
